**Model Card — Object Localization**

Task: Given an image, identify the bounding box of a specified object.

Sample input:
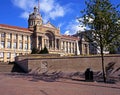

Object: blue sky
[0,0,119,35]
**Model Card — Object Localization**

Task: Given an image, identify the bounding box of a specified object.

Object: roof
[61,35,80,40]
[0,24,31,33]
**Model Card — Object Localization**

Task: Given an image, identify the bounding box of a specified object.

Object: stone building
[0,7,80,62]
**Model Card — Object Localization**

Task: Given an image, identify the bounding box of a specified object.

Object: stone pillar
[0,33,1,49]
[42,37,44,49]
[69,42,71,53]
[22,35,25,50]
[11,34,14,49]
[87,43,89,55]
[17,34,19,50]
[64,41,66,53]
[52,39,54,49]
[3,52,7,62]
[81,43,85,55]
[28,36,31,50]
[68,42,70,53]
[5,33,7,48]
[73,42,75,54]
[76,41,80,55]
[61,41,63,50]
[36,36,39,48]
[54,38,56,50]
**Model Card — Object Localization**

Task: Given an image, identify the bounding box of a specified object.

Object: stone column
[73,42,75,54]
[0,33,1,49]
[54,38,56,50]
[69,42,71,53]
[64,41,66,53]
[22,35,25,50]
[52,39,54,49]
[68,42,70,53]
[36,36,39,48]
[5,33,7,49]
[42,36,44,49]
[76,40,80,55]
[61,40,63,50]
[3,52,7,62]
[87,43,89,55]
[28,36,31,50]
[11,34,14,49]
[17,34,19,50]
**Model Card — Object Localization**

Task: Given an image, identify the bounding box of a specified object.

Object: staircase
[0,63,14,72]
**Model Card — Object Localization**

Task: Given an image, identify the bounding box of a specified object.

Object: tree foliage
[80,0,120,82]
[31,47,39,54]
[39,46,49,54]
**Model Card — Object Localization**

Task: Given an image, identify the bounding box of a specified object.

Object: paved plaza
[0,73,120,95]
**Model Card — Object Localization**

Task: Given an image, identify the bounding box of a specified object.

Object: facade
[0,24,32,62]
[0,7,80,62]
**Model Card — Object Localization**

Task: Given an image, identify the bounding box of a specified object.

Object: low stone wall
[15,54,120,73]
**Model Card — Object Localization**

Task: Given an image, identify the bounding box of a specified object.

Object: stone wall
[15,54,120,73]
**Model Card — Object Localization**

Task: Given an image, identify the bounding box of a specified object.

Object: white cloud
[64,19,86,35]
[12,0,67,22]
[64,30,70,35]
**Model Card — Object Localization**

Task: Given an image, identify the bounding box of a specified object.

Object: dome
[29,7,42,20]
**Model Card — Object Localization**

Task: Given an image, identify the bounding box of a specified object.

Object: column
[5,33,7,49]
[87,43,89,55]
[36,36,39,48]
[22,35,25,50]
[76,40,80,55]
[69,42,71,53]
[59,40,61,50]
[42,36,44,49]
[73,42,75,54]
[54,38,56,50]
[17,34,19,50]
[0,33,1,49]
[52,39,54,49]
[28,36,31,50]
[3,52,7,62]
[64,41,66,53]
[11,34,14,49]
[61,40,63,50]
[68,42,70,53]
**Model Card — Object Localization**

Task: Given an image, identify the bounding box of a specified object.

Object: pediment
[43,22,57,29]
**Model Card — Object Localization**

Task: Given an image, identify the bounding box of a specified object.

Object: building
[0,6,80,62]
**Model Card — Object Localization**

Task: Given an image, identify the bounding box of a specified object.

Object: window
[19,42,23,49]
[1,33,5,37]
[1,41,5,48]
[7,53,11,59]
[25,43,28,50]
[0,52,4,58]
[24,36,27,41]
[14,34,17,39]
[13,42,17,49]
[19,35,23,40]
[13,53,17,57]
[7,41,11,48]
[7,33,12,39]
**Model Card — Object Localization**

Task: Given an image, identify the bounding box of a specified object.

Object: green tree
[80,0,120,82]
[31,47,39,54]
[39,46,49,54]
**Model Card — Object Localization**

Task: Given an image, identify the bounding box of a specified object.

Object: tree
[31,47,39,54]
[79,0,120,82]
[39,46,49,54]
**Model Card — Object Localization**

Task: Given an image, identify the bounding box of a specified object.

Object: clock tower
[28,6,43,30]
